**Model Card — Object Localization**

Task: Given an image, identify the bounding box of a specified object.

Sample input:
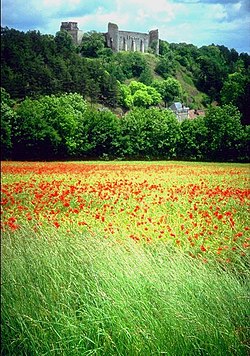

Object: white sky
[1,0,250,53]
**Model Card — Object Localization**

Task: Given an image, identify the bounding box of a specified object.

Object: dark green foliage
[170,43,200,73]
[203,104,249,161]
[1,27,250,122]
[80,31,105,58]
[55,30,75,56]
[139,66,154,86]
[178,117,208,161]
[105,52,148,81]
[1,26,249,162]
[178,104,249,162]
[196,46,228,100]
[0,27,119,107]
[1,88,249,162]
[221,68,250,125]
[155,56,174,79]
[79,106,120,159]
[0,88,16,159]
[118,107,180,159]
[12,93,87,160]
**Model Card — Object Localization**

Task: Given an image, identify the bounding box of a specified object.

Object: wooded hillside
[1,27,249,162]
[1,27,249,123]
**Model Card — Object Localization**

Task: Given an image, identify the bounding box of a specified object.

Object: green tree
[203,104,245,161]
[0,88,16,159]
[55,30,75,56]
[80,31,105,58]
[119,81,161,109]
[118,107,180,159]
[13,93,87,159]
[155,57,172,79]
[80,106,120,158]
[153,78,183,107]
[133,90,153,108]
[221,70,250,125]
[178,116,208,161]
[99,71,120,107]
[197,46,228,100]
[159,40,170,56]
[139,66,153,86]
[220,72,246,106]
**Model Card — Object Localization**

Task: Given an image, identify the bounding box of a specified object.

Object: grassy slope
[175,64,209,109]
[145,54,208,109]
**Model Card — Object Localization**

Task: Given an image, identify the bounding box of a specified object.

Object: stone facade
[105,22,159,54]
[170,102,189,122]
[60,22,83,45]
[60,22,159,54]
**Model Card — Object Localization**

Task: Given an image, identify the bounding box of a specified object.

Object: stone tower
[149,29,159,55]
[60,22,83,45]
[106,23,119,52]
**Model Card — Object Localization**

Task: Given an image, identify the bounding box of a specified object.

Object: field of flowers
[1,161,249,262]
[1,161,250,355]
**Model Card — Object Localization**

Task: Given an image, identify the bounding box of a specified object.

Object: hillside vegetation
[1,28,249,115]
[1,27,249,161]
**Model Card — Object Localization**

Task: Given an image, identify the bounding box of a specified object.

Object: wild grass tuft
[1,225,249,355]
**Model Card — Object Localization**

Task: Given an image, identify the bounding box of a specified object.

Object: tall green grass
[1,225,249,355]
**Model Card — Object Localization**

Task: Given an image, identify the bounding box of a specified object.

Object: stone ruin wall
[60,22,159,54]
[117,30,149,53]
[106,22,159,54]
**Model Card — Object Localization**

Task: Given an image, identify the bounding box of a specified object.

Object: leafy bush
[178,116,208,161]
[203,104,247,161]
[13,93,87,159]
[79,106,120,159]
[118,107,180,159]
[119,81,162,109]
[0,88,16,159]
[1,89,248,162]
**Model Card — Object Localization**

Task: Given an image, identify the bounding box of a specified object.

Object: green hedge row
[1,90,249,161]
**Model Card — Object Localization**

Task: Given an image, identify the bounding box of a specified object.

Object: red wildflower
[200,245,207,252]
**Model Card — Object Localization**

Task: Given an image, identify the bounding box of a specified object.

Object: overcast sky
[2,0,250,53]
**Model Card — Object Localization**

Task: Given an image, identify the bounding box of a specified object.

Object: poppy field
[1,161,250,262]
[1,161,250,355]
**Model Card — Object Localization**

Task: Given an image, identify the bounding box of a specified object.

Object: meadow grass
[1,224,249,356]
[1,161,249,355]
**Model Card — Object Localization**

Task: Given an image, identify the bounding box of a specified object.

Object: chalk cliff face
[106,23,159,55]
[60,21,159,55]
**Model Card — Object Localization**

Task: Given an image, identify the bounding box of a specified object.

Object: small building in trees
[170,102,189,122]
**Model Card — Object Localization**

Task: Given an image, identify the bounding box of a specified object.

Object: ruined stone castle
[60,22,159,55]
[105,23,159,54]
[60,22,84,45]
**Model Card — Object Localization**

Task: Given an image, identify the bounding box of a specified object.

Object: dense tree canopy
[80,31,105,58]
[1,26,249,122]
[152,78,183,107]
[13,93,88,159]
[119,81,162,109]
[1,89,248,162]
[0,26,249,163]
